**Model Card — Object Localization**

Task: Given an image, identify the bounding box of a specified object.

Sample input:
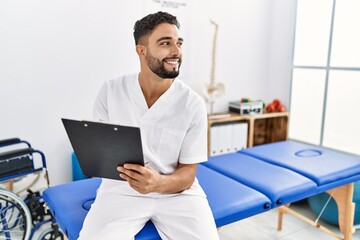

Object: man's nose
[170,44,181,56]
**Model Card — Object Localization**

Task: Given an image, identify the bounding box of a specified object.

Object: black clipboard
[62,118,144,180]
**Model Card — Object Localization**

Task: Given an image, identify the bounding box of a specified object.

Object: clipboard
[62,118,144,181]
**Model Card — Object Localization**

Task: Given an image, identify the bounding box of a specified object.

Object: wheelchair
[0,138,64,240]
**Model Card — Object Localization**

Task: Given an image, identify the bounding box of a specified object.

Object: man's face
[144,23,183,79]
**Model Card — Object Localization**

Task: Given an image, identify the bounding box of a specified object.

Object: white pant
[78,192,219,240]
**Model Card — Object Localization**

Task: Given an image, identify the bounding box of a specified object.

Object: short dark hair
[133,11,180,45]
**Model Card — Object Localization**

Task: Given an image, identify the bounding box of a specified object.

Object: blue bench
[43,140,360,239]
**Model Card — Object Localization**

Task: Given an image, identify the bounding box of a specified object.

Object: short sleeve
[179,100,208,164]
[93,82,109,122]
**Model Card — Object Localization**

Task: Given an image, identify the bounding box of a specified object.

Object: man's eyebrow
[156,37,184,43]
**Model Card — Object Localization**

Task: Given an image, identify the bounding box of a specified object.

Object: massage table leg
[328,183,355,240]
[277,203,290,231]
[277,209,283,231]
[277,183,355,240]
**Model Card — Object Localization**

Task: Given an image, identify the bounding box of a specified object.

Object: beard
[145,51,181,79]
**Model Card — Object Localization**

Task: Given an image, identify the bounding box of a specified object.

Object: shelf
[207,112,289,155]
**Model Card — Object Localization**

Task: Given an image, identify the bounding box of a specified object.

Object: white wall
[0,0,296,186]
[265,0,297,106]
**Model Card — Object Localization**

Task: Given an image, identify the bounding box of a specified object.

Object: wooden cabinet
[247,112,289,147]
[207,112,289,156]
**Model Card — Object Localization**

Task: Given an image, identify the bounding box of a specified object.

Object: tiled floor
[219,202,360,240]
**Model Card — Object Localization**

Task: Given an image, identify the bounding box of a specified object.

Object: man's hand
[117,163,197,194]
[117,164,164,194]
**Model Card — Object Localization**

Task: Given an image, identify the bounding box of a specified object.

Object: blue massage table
[43,140,360,240]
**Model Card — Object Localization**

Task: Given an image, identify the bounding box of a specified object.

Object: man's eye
[177,42,183,47]
[160,42,169,45]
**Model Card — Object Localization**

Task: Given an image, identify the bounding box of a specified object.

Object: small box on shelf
[229,100,263,115]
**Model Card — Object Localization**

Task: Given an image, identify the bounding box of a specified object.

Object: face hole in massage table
[295,149,322,158]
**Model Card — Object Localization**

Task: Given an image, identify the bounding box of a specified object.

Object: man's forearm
[118,163,198,194]
[155,163,197,194]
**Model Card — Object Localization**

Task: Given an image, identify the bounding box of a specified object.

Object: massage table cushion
[44,140,360,239]
[43,165,272,239]
[242,140,360,192]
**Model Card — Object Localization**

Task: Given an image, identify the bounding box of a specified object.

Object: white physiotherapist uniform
[78,74,219,240]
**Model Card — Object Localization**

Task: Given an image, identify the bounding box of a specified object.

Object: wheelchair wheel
[37,227,64,240]
[0,189,32,240]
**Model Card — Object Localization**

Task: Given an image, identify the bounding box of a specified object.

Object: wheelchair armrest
[0,138,21,147]
[0,148,35,161]
[0,138,31,148]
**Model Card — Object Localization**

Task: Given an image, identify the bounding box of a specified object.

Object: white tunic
[93,73,208,198]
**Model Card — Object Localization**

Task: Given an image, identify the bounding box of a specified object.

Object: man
[78,11,219,240]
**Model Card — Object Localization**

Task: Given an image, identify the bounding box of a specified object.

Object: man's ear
[136,45,146,57]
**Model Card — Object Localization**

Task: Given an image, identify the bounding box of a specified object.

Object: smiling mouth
[164,59,179,66]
